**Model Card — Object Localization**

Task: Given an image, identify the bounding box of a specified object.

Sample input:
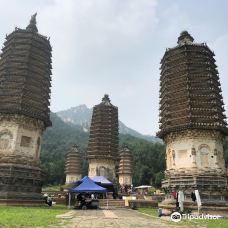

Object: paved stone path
[60,209,196,228]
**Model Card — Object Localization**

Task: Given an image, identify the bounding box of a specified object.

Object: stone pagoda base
[159,199,228,215]
[88,159,117,183]
[0,163,44,205]
[159,168,228,213]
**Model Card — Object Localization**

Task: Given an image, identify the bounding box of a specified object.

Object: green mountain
[56,105,162,143]
[41,113,166,186]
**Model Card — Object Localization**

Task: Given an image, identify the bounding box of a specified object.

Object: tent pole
[68,192,71,209]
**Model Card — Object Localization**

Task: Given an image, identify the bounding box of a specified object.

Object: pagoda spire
[87,94,119,182]
[26,13,38,32]
[102,94,111,104]
[177,30,194,45]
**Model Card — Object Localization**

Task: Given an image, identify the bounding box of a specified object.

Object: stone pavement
[60,209,195,228]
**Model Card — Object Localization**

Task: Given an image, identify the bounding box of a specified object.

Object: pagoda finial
[26,13,38,33]
[71,144,79,151]
[123,144,129,150]
[102,94,111,104]
[177,30,194,45]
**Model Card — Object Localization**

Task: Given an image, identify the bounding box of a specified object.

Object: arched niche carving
[198,144,210,151]
[98,166,106,177]
[198,144,210,167]
[0,129,13,150]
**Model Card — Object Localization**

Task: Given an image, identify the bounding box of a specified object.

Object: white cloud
[37,0,160,134]
[0,0,228,135]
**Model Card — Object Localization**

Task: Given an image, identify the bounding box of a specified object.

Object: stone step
[99,199,125,208]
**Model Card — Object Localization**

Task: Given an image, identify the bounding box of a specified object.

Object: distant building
[87,95,119,182]
[134,185,152,195]
[158,31,228,208]
[65,145,82,184]
[118,145,133,185]
[0,14,52,202]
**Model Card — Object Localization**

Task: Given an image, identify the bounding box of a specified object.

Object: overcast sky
[0,0,228,135]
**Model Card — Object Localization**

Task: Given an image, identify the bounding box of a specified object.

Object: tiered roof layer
[157,31,228,139]
[118,145,133,175]
[87,94,119,160]
[0,14,52,126]
[65,145,81,175]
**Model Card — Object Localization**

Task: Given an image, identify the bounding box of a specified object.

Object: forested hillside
[40,113,166,187]
[119,135,165,186]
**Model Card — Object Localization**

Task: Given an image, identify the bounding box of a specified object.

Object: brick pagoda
[0,14,52,204]
[65,145,82,184]
[87,95,119,182]
[158,31,228,210]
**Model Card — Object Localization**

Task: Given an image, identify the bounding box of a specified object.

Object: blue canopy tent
[91,176,116,194]
[68,176,90,190]
[70,176,107,193]
[70,176,112,190]
[69,176,109,209]
[69,176,112,208]
[91,176,112,185]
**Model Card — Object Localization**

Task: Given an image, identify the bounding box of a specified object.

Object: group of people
[76,193,99,209]
[172,190,184,212]
[43,194,53,206]
[119,184,133,194]
[172,189,201,212]
[77,193,96,202]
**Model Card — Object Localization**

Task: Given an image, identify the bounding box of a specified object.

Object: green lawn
[137,208,228,228]
[137,208,158,217]
[181,216,228,228]
[42,185,61,192]
[0,205,69,228]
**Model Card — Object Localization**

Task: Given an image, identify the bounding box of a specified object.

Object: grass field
[138,208,228,228]
[42,185,61,192]
[0,205,69,228]
[138,207,158,217]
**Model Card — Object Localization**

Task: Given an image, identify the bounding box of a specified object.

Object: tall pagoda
[158,31,228,208]
[118,145,133,186]
[65,145,82,184]
[0,14,52,202]
[87,94,119,182]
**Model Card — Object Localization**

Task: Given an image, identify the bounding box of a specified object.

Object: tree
[41,113,166,186]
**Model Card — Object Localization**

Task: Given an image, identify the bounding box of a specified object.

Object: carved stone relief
[0,114,44,132]
[165,129,224,145]
[199,145,210,168]
[0,130,13,150]
[172,150,175,166]
[191,146,197,166]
